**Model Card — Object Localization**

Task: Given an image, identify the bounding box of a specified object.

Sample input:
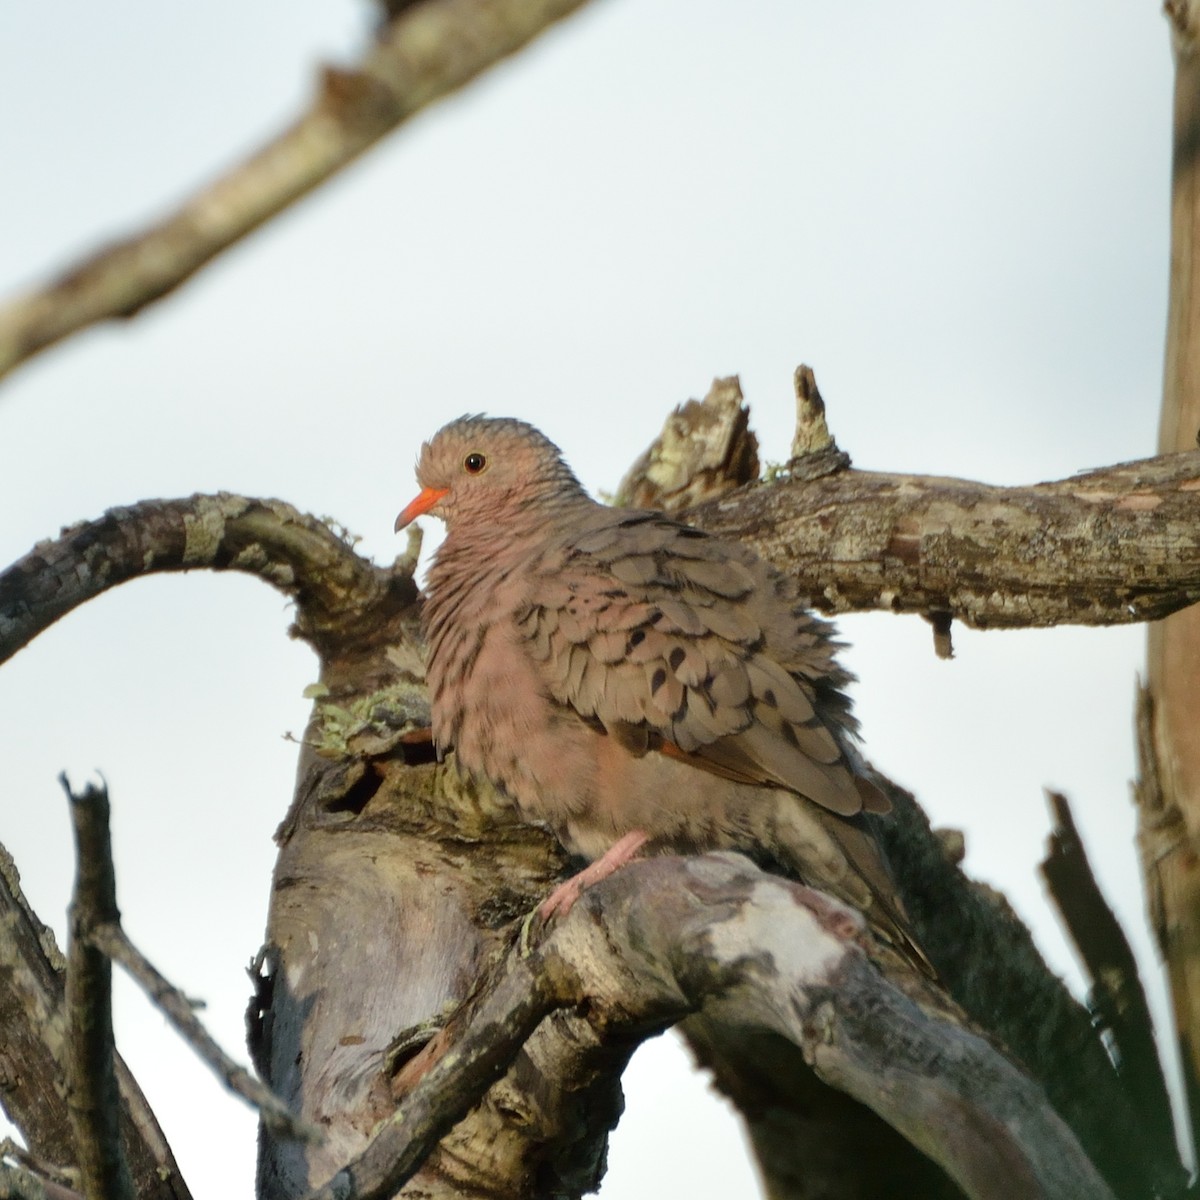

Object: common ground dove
[396,415,927,970]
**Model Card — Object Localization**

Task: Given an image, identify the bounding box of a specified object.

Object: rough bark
[0,0,595,386]
[1141,0,1200,1163]
[690,449,1200,630]
[5,453,1200,680]
[300,856,1116,1200]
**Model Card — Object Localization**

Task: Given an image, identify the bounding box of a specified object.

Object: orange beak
[394,486,449,532]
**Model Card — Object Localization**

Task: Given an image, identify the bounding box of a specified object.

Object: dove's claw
[535,831,650,927]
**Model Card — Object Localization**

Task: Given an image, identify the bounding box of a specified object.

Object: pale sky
[0,2,1176,1195]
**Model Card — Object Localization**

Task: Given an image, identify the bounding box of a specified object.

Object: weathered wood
[1141,0,1200,1166]
[5,451,1200,684]
[62,778,135,1200]
[0,495,416,668]
[690,450,1200,630]
[301,856,1117,1200]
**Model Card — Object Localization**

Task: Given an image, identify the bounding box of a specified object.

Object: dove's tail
[762,792,937,979]
[821,813,937,980]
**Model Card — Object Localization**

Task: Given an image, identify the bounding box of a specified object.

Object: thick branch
[689,450,1200,629]
[0,1159,82,1200]
[0,0,593,385]
[1134,682,1200,1157]
[305,855,1114,1200]
[4,449,1200,689]
[0,494,416,667]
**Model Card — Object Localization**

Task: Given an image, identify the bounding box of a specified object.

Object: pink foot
[539,831,650,921]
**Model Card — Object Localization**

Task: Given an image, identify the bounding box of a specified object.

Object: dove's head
[395,415,587,532]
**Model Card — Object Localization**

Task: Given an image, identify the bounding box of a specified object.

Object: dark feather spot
[628,630,646,648]
[668,647,686,670]
[647,608,663,625]
[762,688,778,708]
[650,668,667,694]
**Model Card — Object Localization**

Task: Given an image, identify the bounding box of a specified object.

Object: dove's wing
[517,510,887,818]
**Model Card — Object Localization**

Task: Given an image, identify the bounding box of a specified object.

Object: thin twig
[1041,789,1184,1187]
[88,923,321,1143]
[61,774,135,1200]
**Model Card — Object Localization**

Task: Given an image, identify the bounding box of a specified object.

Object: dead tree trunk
[1140,0,1200,1164]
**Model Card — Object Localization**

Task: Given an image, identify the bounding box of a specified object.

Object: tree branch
[3,440,1200,691]
[61,775,135,1200]
[0,494,416,667]
[1133,682,1200,1162]
[1040,790,1184,1191]
[689,447,1200,629]
[4,381,1188,1198]
[303,854,1115,1200]
[0,0,594,386]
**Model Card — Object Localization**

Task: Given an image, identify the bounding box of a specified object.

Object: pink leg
[539,831,650,921]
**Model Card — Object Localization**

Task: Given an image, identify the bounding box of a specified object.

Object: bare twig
[0,848,191,1199]
[0,0,594,386]
[926,610,955,659]
[61,775,134,1200]
[1041,791,1185,1194]
[88,923,320,1143]
[304,855,1115,1200]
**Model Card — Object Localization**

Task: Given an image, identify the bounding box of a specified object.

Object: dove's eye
[464,452,487,474]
